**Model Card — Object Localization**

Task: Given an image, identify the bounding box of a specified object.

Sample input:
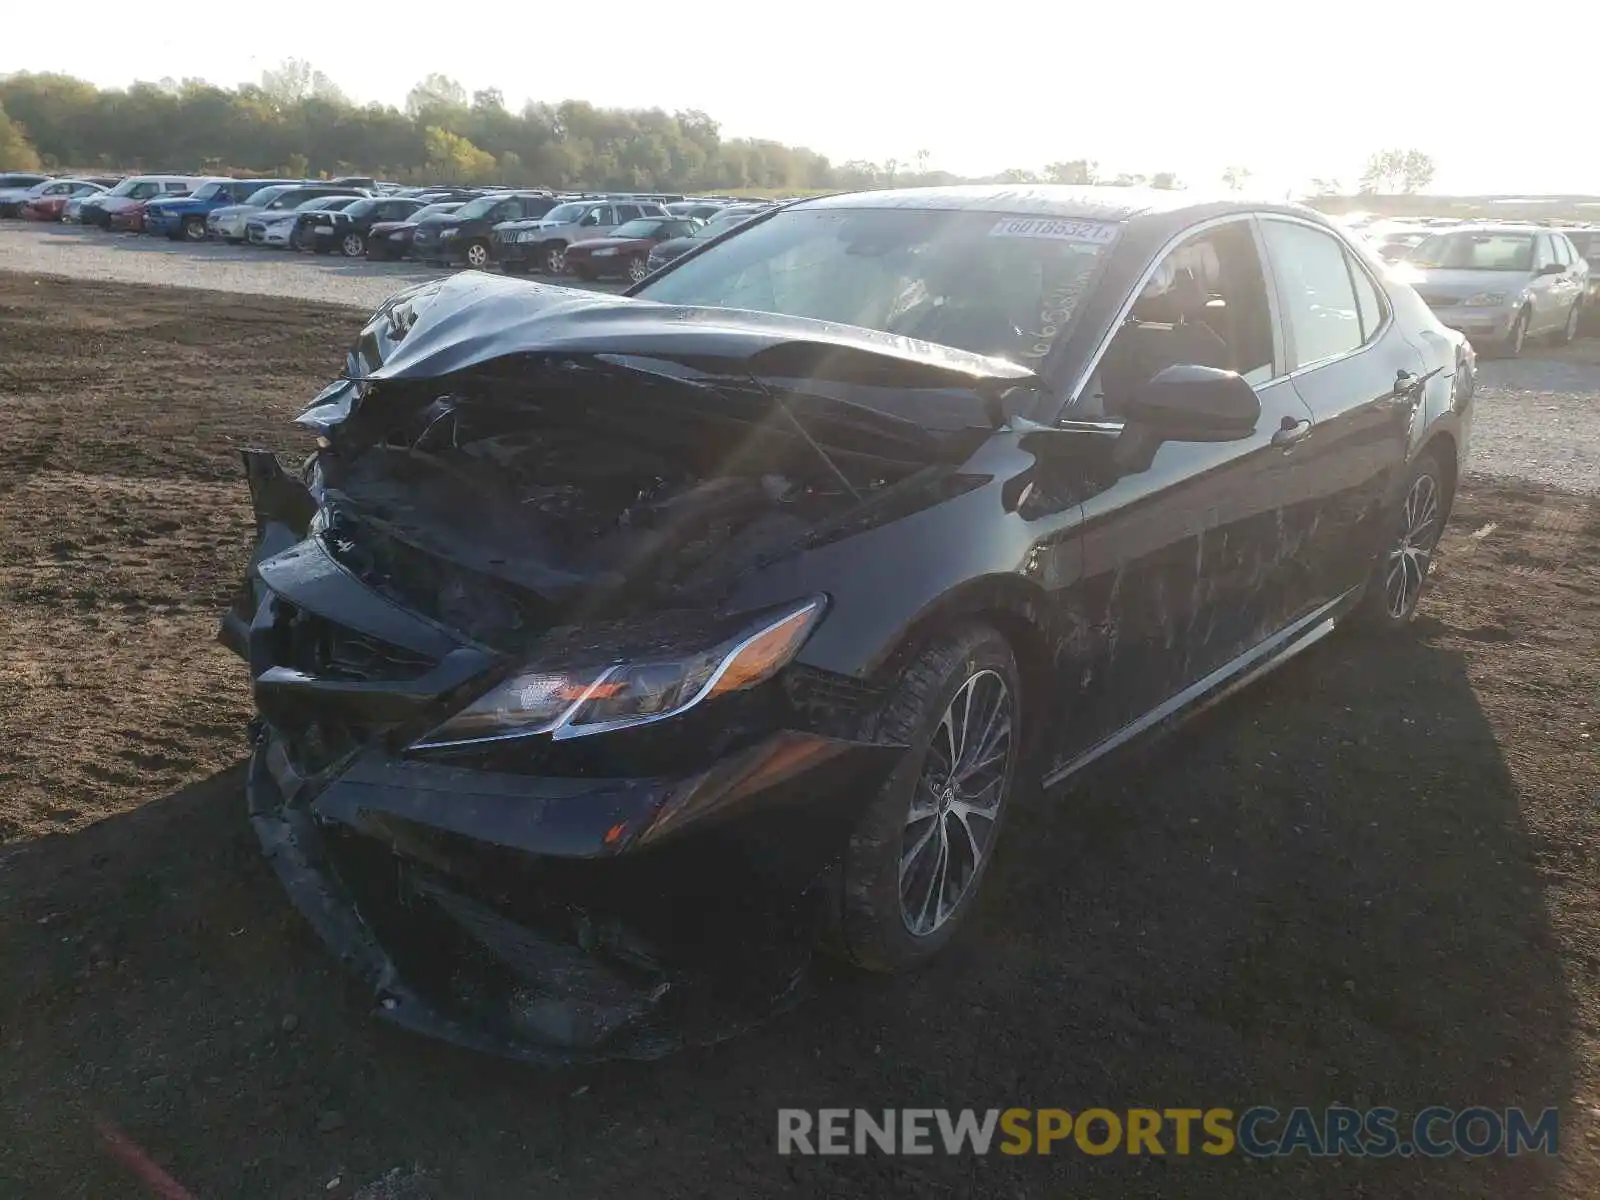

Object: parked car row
[2,168,778,282]
[1340,213,1599,355]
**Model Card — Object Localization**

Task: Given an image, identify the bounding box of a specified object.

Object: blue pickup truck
[145,178,299,241]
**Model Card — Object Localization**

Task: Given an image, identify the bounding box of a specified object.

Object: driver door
[1056,216,1320,756]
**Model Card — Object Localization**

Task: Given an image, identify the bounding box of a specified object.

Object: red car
[563,216,703,282]
[108,201,152,233]
[19,179,108,222]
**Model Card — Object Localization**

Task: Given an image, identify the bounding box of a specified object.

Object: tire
[541,242,567,275]
[1358,450,1448,631]
[837,624,1022,973]
[340,232,365,258]
[463,239,490,269]
[1500,308,1529,358]
[626,254,649,284]
[1556,302,1580,346]
[181,215,206,242]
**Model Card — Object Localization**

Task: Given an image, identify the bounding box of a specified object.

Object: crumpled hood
[347,272,1038,395]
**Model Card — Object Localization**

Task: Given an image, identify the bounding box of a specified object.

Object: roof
[793,184,1240,221]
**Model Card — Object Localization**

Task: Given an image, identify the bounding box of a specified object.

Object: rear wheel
[1359,451,1447,631]
[837,624,1021,973]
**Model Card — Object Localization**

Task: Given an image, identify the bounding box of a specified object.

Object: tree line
[0,66,1199,193]
[0,64,1438,198]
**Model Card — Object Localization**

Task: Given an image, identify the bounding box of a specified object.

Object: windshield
[1410,231,1536,271]
[241,185,293,209]
[452,195,505,220]
[293,197,339,211]
[412,202,460,220]
[697,210,759,237]
[541,202,587,224]
[108,179,164,199]
[189,182,226,201]
[612,219,665,239]
[636,207,1118,365]
[342,198,381,219]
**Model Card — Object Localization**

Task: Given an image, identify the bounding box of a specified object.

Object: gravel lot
[0,221,627,309]
[0,221,1594,494]
[1,277,1596,1199]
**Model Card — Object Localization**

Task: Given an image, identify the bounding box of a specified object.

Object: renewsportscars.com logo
[777,1106,1559,1158]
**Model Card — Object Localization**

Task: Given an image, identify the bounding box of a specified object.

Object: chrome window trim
[1257,212,1396,381]
[1062,212,1288,417]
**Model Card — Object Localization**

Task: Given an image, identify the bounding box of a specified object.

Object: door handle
[1271,416,1312,447]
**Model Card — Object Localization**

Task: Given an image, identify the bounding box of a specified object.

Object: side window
[1260,220,1363,369]
[616,204,642,222]
[1535,234,1555,269]
[1346,253,1387,345]
[1555,236,1574,266]
[1079,219,1277,418]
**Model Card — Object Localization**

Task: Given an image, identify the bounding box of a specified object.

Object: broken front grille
[276,601,436,683]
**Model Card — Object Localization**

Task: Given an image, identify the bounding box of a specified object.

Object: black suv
[410,191,558,269]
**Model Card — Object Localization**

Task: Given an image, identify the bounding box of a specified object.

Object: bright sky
[4,1,1598,195]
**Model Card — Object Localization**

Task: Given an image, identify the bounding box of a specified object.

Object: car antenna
[747,375,863,501]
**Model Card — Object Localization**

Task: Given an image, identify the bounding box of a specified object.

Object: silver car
[1398,224,1589,355]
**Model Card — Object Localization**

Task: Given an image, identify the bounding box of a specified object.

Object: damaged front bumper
[225,455,900,1063]
[245,722,894,1063]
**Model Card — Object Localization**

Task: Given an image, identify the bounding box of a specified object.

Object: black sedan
[307,196,434,257]
[362,201,463,261]
[220,187,1473,1064]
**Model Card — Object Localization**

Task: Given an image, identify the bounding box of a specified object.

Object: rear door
[1258,216,1422,608]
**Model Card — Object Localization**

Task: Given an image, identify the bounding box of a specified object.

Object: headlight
[440,228,459,239]
[1463,292,1508,307]
[412,596,826,748]
[516,231,538,243]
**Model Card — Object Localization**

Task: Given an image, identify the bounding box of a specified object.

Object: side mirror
[1121,364,1262,442]
[1537,262,1564,276]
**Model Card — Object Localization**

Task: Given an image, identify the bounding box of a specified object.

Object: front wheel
[341,232,365,258]
[182,215,206,242]
[1556,302,1580,346]
[626,254,649,283]
[1359,451,1447,631]
[463,239,490,269]
[1501,308,1529,358]
[541,243,567,275]
[836,624,1021,973]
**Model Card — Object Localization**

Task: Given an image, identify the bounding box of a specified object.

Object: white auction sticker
[987,217,1120,245]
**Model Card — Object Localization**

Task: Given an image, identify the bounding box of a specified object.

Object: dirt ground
[1,275,1597,1199]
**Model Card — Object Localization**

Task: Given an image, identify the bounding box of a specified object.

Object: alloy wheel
[342,233,364,258]
[627,255,649,283]
[898,669,1013,937]
[183,217,206,242]
[544,245,566,275]
[1384,471,1442,620]
[465,241,488,269]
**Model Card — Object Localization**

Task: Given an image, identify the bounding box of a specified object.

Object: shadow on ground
[0,623,1573,1198]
